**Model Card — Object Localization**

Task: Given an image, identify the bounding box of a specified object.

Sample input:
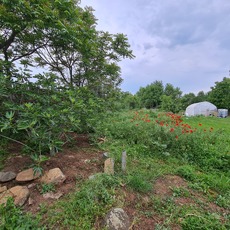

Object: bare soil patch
[1,135,104,213]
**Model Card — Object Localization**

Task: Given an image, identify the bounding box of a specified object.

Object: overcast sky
[81,0,230,95]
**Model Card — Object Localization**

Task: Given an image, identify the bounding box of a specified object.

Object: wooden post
[122,151,127,173]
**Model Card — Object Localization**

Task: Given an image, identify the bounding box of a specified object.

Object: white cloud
[81,0,230,95]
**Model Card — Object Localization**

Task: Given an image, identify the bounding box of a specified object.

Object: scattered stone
[102,152,110,158]
[104,208,130,230]
[0,171,16,182]
[104,158,114,175]
[28,183,36,189]
[0,190,14,205]
[40,168,66,184]
[84,159,91,163]
[88,173,101,180]
[43,192,63,200]
[0,186,7,193]
[67,155,75,159]
[28,197,34,205]
[16,168,41,182]
[88,174,96,180]
[9,186,30,206]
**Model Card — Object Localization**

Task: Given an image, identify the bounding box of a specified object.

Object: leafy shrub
[0,76,104,156]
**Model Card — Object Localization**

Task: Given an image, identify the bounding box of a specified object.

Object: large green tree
[136,81,164,108]
[0,0,134,156]
[208,77,230,110]
[0,0,83,76]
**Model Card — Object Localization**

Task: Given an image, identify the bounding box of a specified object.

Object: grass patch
[0,198,44,229]
[46,173,120,229]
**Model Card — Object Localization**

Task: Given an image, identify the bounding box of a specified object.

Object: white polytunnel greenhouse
[185,101,217,117]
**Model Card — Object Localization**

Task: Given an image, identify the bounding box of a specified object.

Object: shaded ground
[1,135,104,213]
[1,135,229,229]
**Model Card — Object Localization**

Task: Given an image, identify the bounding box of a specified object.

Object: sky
[81,0,230,95]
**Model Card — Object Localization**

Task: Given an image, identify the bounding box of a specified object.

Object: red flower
[170,128,174,132]
[199,123,202,126]
[176,135,178,139]
[146,119,151,122]
[189,130,193,133]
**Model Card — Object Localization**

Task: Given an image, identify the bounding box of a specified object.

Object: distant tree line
[117,77,230,112]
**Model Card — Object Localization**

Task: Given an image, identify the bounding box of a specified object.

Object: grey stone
[88,173,101,180]
[28,197,34,205]
[0,171,16,182]
[104,208,130,230]
[102,152,110,158]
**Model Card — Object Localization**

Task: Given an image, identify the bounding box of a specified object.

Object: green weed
[0,198,45,229]
[47,173,120,229]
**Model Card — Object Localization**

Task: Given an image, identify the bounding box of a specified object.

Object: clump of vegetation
[47,173,120,229]
[0,198,45,229]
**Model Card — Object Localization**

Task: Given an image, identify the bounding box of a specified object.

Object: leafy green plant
[38,183,55,195]
[30,154,50,175]
[47,173,120,229]
[0,198,45,229]
[126,174,152,193]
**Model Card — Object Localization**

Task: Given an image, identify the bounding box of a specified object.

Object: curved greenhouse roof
[185,101,217,116]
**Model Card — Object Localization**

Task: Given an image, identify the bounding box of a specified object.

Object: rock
[43,192,63,200]
[104,208,130,230]
[102,152,110,158]
[0,190,14,205]
[16,168,41,182]
[9,186,30,206]
[88,173,101,180]
[28,197,34,205]
[0,171,16,182]
[40,168,66,184]
[88,174,96,180]
[0,186,7,193]
[28,183,36,189]
[104,158,114,175]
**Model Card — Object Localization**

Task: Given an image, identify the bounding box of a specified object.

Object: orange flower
[199,123,202,126]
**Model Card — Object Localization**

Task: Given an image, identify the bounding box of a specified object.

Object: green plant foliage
[0,198,45,229]
[47,173,120,229]
[95,110,229,172]
[38,183,55,195]
[126,174,152,193]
